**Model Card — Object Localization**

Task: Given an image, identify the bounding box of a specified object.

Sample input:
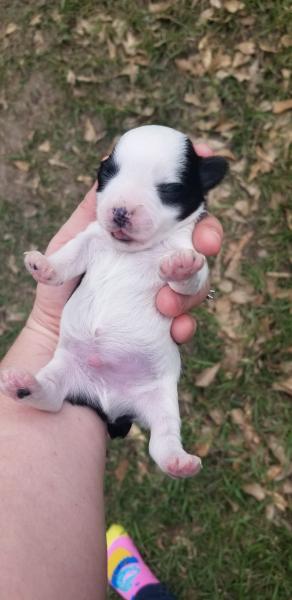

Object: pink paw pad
[0,369,38,401]
[24,251,59,284]
[165,453,202,478]
[160,250,205,282]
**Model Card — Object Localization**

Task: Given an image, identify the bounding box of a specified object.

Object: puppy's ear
[199,156,228,192]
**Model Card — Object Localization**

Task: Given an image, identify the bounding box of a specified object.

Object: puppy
[0,125,227,478]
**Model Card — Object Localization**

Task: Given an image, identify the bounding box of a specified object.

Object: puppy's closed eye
[97,154,119,191]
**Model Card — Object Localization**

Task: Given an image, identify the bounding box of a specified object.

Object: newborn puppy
[0,125,227,478]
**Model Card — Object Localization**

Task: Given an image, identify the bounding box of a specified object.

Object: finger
[156,279,210,318]
[194,143,214,157]
[46,183,97,255]
[193,215,223,257]
[170,314,197,344]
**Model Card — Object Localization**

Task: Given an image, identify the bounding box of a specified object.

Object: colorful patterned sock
[106,524,176,600]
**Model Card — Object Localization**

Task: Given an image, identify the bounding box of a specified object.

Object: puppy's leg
[0,351,71,412]
[140,381,201,478]
[24,222,100,285]
[159,249,208,295]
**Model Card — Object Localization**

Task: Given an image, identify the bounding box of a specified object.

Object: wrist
[1,316,57,373]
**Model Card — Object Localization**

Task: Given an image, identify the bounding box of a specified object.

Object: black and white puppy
[0,125,227,478]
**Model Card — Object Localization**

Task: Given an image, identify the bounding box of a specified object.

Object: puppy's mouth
[111,229,133,243]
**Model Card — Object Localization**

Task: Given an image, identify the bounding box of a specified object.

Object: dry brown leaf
[13,160,30,172]
[266,465,283,481]
[5,23,19,35]
[199,8,215,22]
[281,35,292,48]
[48,153,68,169]
[6,311,25,322]
[77,175,93,186]
[76,74,99,83]
[148,0,174,13]
[243,483,266,501]
[33,30,45,53]
[224,0,244,13]
[218,280,233,293]
[232,52,251,68]
[84,118,97,142]
[234,199,249,216]
[267,436,287,465]
[265,504,276,521]
[209,408,224,426]
[259,41,277,53]
[66,70,76,85]
[272,377,292,397]
[38,140,51,153]
[210,0,222,7]
[30,14,42,26]
[229,289,253,304]
[282,481,292,495]
[128,424,146,442]
[270,492,288,512]
[236,41,256,55]
[195,363,221,387]
[120,63,139,84]
[272,99,292,114]
[184,93,201,106]
[115,459,129,483]
[195,440,212,457]
[8,255,19,275]
[225,231,253,280]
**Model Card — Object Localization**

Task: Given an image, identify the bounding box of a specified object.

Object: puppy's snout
[112,207,129,228]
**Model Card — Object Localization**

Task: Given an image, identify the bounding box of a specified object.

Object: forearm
[0,397,107,600]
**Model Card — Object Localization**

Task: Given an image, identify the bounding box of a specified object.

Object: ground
[0,1,292,598]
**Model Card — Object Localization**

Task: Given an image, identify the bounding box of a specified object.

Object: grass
[1,0,292,598]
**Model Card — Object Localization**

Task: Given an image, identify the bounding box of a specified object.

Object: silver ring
[206,289,216,301]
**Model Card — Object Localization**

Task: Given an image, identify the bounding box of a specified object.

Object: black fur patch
[96,152,119,192]
[157,138,228,221]
[65,392,133,439]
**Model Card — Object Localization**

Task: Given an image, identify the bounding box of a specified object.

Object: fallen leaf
[195,363,221,387]
[229,289,254,304]
[236,41,256,55]
[8,255,19,275]
[38,140,51,153]
[259,41,277,53]
[266,465,283,481]
[148,0,174,13]
[243,483,266,501]
[195,440,212,457]
[84,118,97,142]
[115,459,129,482]
[224,0,244,13]
[270,492,287,512]
[281,35,292,48]
[30,14,42,26]
[282,481,292,495]
[66,70,76,85]
[272,99,292,114]
[13,160,30,172]
[77,175,94,186]
[265,504,276,521]
[5,23,19,35]
[184,92,201,106]
[48,153,68,168]
[209,408,224,426]
[267,436,288,465]
[272,378,292,397]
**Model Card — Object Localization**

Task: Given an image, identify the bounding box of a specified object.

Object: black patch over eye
[157,139,228,221]
[157,139,204,220]
[97,153,119,191]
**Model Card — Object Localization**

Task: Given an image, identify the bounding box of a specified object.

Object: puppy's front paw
[0,368,40,402]
[24,251,62,285]
[160,250,205,282]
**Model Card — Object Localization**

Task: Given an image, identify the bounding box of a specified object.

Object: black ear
[199,156,228,193]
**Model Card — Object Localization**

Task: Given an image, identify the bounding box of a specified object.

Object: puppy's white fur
[1,126,211,478]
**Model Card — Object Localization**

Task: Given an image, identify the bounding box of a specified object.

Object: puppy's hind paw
[163,451,202,479]
[24,251,62,285]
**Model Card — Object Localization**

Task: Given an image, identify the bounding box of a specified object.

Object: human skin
[0,144,223,599]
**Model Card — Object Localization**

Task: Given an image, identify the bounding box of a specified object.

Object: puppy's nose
[112,207,129,227]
